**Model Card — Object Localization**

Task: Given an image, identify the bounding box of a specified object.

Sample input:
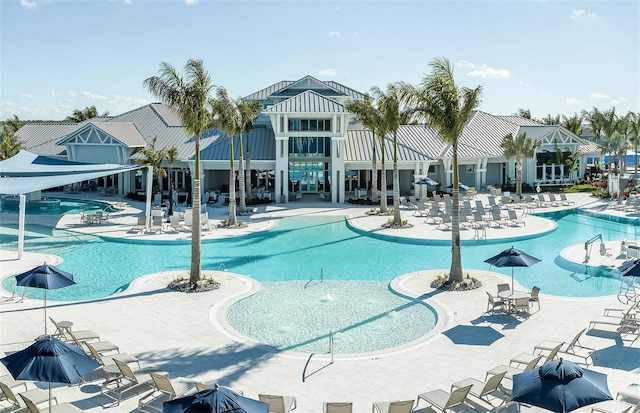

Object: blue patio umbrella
[416,177,439,186]
[163,384,269,413]
[0,336,99,411]
[446,182,470,191]
[619,259,640,277]
[511,358,612,413]
[15,263,76,335]
[484,247,541,291]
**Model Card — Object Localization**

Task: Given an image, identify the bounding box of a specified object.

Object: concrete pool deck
[0,192,639,412]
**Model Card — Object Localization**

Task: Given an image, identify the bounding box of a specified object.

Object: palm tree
[373,84,407,226]
[210,87,241,224]
[500,132,540,197]
[399,57,482,283]
[166,146,178,217]
[581,107,604,144]
[66,105,108,122]
[2,115,25,138]
[135,136,167,193]
[626,112,640,173]
[561,113,583,136]
[0,135,23,160]
[600,108,620,174]
[345,95,382,204]
[565,152,580,181]
[238,99,263,203]
[144,59,215,286]
[516,108,532,119]
[539,114,561,125]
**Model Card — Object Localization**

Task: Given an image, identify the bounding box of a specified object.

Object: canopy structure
[0,150,151,260]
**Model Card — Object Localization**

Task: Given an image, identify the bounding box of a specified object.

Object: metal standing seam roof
[262,90,346,114]
[495,115,543,126]
[453,111,522,158]
[57,122,148,148]
[345,129,434,163]
[243,76,366,101]
[13,123,80,157]
[243,81,295,101]
[199,128,275,161]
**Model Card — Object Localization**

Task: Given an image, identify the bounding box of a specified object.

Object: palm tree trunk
[190,176,202,285]
[245,133,252,200]
[238,134,247,213]
[380,143,388,213]
[449,144,463,283]
[515,163,522,198]
[228,137,237,225]
[371,135,378,204]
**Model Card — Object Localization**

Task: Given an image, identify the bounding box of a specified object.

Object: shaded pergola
[0,150,150,259]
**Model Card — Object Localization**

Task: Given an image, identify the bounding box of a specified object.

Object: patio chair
[258,393,297,413]
[372,399,414,413]
[0,378,51,411]
[497,284,510,293]
[20,393,82,413]
[451,371,508,406]
[324,402,353,413]
[533,328,595,366]
[101,358,161,406]
[511,297,530,315]
[416,384,472,411]
[138,372,192,412]
[528,286,541,310]
[487,291,505,313]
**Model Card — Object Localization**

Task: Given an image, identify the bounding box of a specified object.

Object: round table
[498,290,529,313]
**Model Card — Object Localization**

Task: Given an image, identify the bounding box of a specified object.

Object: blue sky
[1,0,638,121]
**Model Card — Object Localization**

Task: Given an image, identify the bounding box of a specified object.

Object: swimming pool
[1,211,638,301]
[0,196,112,215]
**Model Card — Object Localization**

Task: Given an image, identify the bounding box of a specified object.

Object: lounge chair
[324,402,353,413]
[416,384,472,412]
[258,394,297,413]
[591,400,639,413]
[101,358,161,406]
[49,318,100,343]
[138,372,192,412]
[490,208,508,227]
[0,378,51,411]
[148,215,163,233]
[559,193,575,205]
[168,215,189,233]
[506,210,525,227]
[20,393,82,413]
[533,328,596,366]
[588,303,639,334]
[451,371,507,406]
[194,382,243,395]
[130,216,147,233]
[84,340,139,369]
[537,194,549,207]
[617,383,640,403]
[509,342,562,369]
[372,399,414,413]
[547,193,560,206]
[437,214,452,230]
[66,330,116,354]
[486,354,543,381]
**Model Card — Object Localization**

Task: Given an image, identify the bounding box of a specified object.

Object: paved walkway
[0,192,639,413]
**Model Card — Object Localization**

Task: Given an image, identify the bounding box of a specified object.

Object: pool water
[1,211,638,302]
[226,280,437,354]
[0,196,111,215]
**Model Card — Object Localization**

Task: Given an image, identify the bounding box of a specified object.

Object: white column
[17,194,25,260]
[275,137,288,203]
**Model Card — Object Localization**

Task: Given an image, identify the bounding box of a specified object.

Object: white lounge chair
[138,372,192,412]
[20,393,81,413]
[451,371,508,406]
[258,394,297,413]
[372,399,414,413]
[416,384,472,412]
[101,358,161,406]
[0,378,51,411]
[324,402,353,413]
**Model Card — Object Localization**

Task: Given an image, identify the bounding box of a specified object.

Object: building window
[288,118,331,132]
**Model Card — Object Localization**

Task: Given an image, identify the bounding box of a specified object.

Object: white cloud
[590,92,610,99]
[67,91,77,97]
[467,64,510,79]
[82,91,107,100]
[184,0,198,5]
[611,96,627,106]
[319,69,337,77]
[457,60,509,79]
[329,31,340,38]
[564,97,582,106]
[20,93,32,99]
[20,0,37,9]
[571,9,596,20]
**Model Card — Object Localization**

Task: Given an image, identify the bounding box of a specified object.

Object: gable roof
[263,90,346,114]
[244,75,365,101]
[57,122,147,148]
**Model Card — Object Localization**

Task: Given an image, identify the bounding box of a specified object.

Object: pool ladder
[218,263,226,271]
[301,331,334,382]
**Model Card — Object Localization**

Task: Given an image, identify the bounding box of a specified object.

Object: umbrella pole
[44,289,47,336]
[511,268,514,292]
[49,382,52,411]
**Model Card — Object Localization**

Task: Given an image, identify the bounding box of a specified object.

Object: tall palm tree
[210,87,241,224]
[626,112,640,173]
[345,95,382,204]
[581,107,604,144]
[399,57,482,283]
[561,113,583,136]
[501,132,540,197]
[166,146,178,217]
[144,59,215,286]
[373,84,407,226]
[600,108,620,174]
[540,114,561,125]
[238,99,263,202]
